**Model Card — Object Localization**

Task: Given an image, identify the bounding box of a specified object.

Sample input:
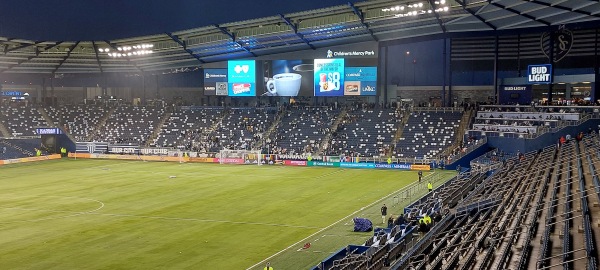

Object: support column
[493,35,499,104]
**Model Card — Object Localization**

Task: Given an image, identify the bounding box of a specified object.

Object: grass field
[0,159,455,269]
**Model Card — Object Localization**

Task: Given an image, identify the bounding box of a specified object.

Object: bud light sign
[527,64,552,84]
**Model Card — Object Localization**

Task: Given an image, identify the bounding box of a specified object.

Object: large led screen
[203,68,228,96]
[261,60,313,97]
[227,60,256,97]
[314,58,345,97]
[344,67,377,96]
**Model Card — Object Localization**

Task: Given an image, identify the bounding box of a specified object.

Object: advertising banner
[499,85,532,105]
[527,64,552,84]
[76,142,108,154]
[139,147,173,155]
[108,145,140,154]
[374,163,412,170]
[344,67,377,96]
[314,58,345,96]
[203,68,228,96]
[0,154,61,166]
[308,161,340,167]
[189,157,215,163]
[411,164,432,171]
[339,162,375,169]
[228,60,256,97]
[37,128,63,135]
[214,158,245,164]
[284,160,308,166]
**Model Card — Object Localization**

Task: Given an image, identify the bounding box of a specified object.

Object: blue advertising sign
[344,67,377,96]
[527,64,552,84]
[499,85,532,105]
[228,60,256,96]
[36,128,63,135]
[203,69,228,96]
[374,163,412,170]
[314,58,345,96]
[339,162,376,169]
[0,91,23,96]
[204,69,228,83]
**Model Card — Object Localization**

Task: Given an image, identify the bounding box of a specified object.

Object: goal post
[219,149,262,165]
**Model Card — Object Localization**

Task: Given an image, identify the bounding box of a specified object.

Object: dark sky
[0,0,354,41]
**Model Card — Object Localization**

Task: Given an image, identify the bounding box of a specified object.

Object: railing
[412,107,464,113]
[448,137,488,162]
[362,156,437,165]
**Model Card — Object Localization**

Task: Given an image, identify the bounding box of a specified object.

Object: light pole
[404,51,410,85]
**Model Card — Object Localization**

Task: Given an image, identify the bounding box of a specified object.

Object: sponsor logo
[527,64,552,84]
[541,28,573,63]
[234,65,250,74]
[232,83,251,94]
[205,73,227,79]
[327,50,375,58]
[345,84,359,92]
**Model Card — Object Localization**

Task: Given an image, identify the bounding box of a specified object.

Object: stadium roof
[1,0,600,74]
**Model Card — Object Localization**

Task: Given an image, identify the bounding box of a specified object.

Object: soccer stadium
[1,0,600,269]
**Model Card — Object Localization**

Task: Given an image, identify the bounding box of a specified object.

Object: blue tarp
[353,218,373,232]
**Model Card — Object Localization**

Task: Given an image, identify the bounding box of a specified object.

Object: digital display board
[227,60,256,97]
[344,67,377,96]
[261,60,313,97]
[203,69,228,96]
[314,58,345,97]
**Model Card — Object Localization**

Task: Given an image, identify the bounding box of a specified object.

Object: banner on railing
[76,142,108,154]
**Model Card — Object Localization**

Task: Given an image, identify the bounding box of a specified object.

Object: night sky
[0,0,355,41]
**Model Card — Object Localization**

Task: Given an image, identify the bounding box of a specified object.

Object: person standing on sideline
[428,181,433,192]
[264,262,273,270]
[418,170,423,183]
[381,204,388,224]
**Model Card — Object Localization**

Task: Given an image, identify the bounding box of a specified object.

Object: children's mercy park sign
[527,64,552,84]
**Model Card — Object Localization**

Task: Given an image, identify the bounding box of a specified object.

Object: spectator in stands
[381,204,388,224]
[518,151,525,161]
[394,213,406,226]
[576,131,584,141]
[559,135,566,145]
[387,215,394,228]
[2,146,5,154]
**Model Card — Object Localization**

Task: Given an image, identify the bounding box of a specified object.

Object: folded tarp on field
[353,218,373,232]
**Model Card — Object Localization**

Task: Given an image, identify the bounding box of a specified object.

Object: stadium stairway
[441,109,473,158]
[41,107,78,143]
[388,112,410,158]
[199,109,228,142]
[0,121,10,137]
[87,106,116,141]
[253,108,285,149]
[145,110,172,147]
[38,107,56,128]
[317,108,348,156]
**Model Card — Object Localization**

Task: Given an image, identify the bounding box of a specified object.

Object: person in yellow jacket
[424,215,432,225]
[427,181,433,192]
[264,262,273,270]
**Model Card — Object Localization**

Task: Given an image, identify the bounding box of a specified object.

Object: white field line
[245,171,432,270]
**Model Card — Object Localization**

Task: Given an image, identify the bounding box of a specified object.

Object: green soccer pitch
[0,159,456,270]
